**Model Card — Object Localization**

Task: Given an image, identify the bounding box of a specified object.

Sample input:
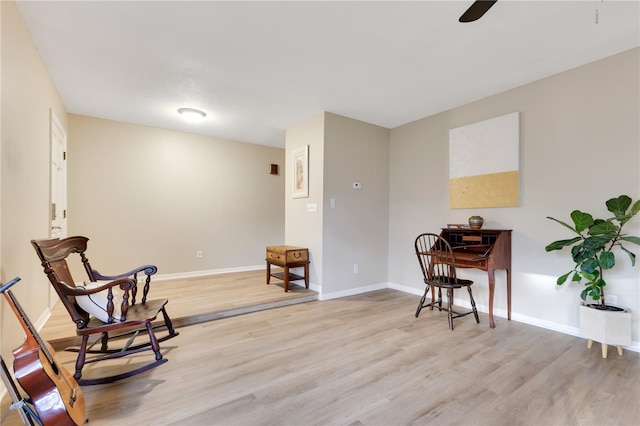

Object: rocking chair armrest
[71,277,136,295]
[73,278,135,324]
[55,280,83,296]
[91,265,158,281]
[92,265,157,305]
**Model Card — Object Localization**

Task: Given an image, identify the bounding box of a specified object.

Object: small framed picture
[292,145,309,198]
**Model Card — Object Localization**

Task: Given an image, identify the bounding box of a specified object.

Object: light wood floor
[2,273,639,425]
[39,269,317,349]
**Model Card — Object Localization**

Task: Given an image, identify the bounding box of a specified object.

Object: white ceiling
[16,1,640,148]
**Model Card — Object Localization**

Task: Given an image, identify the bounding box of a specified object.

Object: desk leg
[506,267,512,321]
[488,268,496,328]
[304,262,309,289]
[429,286,435,310]
[283,266,290,292]
[266,261,271,285]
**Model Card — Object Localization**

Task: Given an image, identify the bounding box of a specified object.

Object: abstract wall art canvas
[449,112,520,209]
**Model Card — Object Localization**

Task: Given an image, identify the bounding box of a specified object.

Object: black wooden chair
[31,236,178,385]
[414,233,480,329]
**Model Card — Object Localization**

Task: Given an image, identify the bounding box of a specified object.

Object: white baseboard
[388,282,423,296]
[153,264,265,281]
[319,282,388,301]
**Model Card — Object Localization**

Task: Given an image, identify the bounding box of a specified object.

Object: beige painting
[292,145,309,198]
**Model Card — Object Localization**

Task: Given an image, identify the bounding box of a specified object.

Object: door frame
[49,109,67,307]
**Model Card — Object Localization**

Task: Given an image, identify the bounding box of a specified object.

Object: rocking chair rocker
[31,236,178,385]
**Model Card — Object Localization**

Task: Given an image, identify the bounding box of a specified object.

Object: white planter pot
[579,302,631,358]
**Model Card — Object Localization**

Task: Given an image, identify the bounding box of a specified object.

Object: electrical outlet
[353,263,359,274]
[608,294,618,306]
[196,250,203,258]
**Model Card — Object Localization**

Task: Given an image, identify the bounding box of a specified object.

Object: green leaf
[580,259,599,274]
[589,221,618,236]
[606,195,631,217]
[599,251,615,269]
[571,272,582,282]
[617,197,640,225]
[556,272,572,285]
[582,235,613,251]
[620,235,640,246]
[546,216,580,234]
[620,245,637,267]
[545,237,582,252]
[570,210,593,232]
[571,244,597,264]
[580,288,589,301]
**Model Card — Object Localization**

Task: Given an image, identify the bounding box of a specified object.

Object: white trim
[388,282,422,296]
[152,264,265,281]
[319,282,388,301]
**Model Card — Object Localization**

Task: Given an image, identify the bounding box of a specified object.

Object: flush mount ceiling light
[177,107,207,123]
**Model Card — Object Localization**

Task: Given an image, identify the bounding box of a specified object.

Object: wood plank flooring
[2,273,639,425]
[39,269,317,349]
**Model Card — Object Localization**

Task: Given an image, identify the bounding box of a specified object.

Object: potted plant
[545,194,640,358]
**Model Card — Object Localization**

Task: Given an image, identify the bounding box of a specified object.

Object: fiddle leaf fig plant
[545,195,640,307]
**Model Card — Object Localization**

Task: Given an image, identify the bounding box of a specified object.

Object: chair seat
[432,275,473,288]
[77,299,169,335]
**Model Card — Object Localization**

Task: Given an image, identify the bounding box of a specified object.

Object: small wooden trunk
[266,246,308,265]
[265,246,309,292]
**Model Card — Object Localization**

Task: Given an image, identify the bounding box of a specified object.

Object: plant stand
[579,303,631,358]
[586,338,624,358]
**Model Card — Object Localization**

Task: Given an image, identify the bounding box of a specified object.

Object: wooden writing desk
[438,228,512,328]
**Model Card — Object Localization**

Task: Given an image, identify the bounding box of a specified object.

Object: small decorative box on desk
[266,245,309,292]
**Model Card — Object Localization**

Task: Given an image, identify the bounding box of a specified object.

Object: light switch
[330,198,336,208]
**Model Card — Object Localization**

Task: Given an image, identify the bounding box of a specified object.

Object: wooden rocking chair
[31,236,178,386]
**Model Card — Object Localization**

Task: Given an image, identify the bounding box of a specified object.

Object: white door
[50,110,67,307]
[50,110,67,239]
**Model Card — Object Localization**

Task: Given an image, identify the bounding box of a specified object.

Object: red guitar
[2,277,86,425]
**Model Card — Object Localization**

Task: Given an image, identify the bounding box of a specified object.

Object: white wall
[285,112,390,297]
[388,47,640,345]
[68,114,285,277]
[1,0,68,359]
[285,113,325,286]
[322,113,389,296]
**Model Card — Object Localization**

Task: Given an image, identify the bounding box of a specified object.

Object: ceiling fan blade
[459,0,498,23]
